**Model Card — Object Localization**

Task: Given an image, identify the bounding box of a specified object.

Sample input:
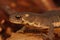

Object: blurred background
[0,0,60,12]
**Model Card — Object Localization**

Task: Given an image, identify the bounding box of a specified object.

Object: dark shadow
[53,0,60,7]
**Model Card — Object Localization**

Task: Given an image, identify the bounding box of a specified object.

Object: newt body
[9,10,60,29]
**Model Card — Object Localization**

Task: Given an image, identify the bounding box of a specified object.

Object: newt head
[9,12,30,24]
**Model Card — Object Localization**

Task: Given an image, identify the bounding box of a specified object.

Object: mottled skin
[9,11,60,28]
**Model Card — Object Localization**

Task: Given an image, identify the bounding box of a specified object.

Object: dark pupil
[15,15,21,19]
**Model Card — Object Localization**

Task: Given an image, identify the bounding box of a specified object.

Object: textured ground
[7,33,43,40]
[6,28,60,40]
[0,28,60,40]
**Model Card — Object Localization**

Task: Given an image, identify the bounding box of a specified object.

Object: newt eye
[15,15,22,19]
